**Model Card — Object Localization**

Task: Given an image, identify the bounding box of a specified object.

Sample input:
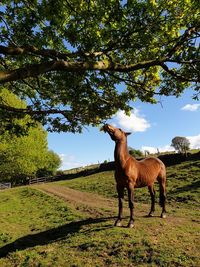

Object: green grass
[0,158,200,266]
[0,187,83,266]
[57,159,200,207]
[58,170,117,198]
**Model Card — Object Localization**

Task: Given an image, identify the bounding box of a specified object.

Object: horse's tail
[158,163,167,208]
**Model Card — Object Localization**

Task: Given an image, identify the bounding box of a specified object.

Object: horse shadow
[0,217,114,258]
[173,180,200,193]
[168,179,200,199]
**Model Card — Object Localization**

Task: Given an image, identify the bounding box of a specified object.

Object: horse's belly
[134,181,147,188]
[134,176,152,188]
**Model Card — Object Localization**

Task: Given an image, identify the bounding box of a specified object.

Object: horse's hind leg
[159,178,167,218]
[148,184,156,217]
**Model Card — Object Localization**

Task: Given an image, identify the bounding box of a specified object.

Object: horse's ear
[126,132,132,136]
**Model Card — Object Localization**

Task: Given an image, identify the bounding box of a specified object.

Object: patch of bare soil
[36,184,115,208]
[35,184,119,217]
[34,184,195,225]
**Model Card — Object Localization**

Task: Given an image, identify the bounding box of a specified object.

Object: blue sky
[48,88,200,170]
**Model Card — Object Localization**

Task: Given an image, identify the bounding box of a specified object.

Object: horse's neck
[114,140,130,168]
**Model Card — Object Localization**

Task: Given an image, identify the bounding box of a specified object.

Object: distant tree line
[127,135,191,161]
[128,147,143,158]
[0,89,61,185]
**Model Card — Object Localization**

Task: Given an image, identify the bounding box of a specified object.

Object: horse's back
[116,156,166,187]
[139,157,165,169]
[138,157,165,174]
[135,157,166,187]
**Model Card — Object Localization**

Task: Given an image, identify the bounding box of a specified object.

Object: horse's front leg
[115,184,124,227]
[127,183,135,228]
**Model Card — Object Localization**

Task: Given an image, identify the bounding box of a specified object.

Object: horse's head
[101,124,131,142]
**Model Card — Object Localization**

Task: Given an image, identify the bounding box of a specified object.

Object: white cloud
[141,133,200,154]
[141,145,175,154]
[114,109,151,133]
[59,153,88,170]
[187,134,200,149]
[181,104,200,111]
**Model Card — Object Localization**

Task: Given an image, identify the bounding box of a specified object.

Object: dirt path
[34,184,195,224]
[34,184,120,217]
[35,184,116,208]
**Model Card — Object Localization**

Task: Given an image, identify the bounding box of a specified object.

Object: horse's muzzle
[100,124,108,132]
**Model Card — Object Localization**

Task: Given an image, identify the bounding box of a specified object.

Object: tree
[129,147,143,158]
[0,1,199,133]
[0,86,35,135]
[0,126,62,184]
[36,150,62,177]
[0,89,61,184]
[171,136,190,155]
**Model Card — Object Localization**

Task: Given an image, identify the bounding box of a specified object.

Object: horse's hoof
[161,213,167,219]
[114,220,122,227]
[148,213,154,217]
[127,223,134,228]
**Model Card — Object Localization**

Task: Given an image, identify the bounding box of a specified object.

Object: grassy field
[58,158,200,207]
[0,158,199,266]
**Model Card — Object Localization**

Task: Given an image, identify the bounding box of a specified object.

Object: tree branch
[0,45,72,59]
[166,26,198,58]
[0,26,197,84]
[0,103,70,116]
[160,63,198,82]
[105,71,162,96]
[166,59,200,64]
[0,45,105,59]
[0,58,165,83]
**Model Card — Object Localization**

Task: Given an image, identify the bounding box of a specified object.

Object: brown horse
[102,124,167,228]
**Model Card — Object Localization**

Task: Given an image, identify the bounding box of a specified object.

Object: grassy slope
[0,159,199,267]
[58,159,200,207]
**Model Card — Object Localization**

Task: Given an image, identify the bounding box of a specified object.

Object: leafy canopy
[0,0,199,132]
[129,147,143,158]
[171,136,190,154]
[0,89,61,184]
